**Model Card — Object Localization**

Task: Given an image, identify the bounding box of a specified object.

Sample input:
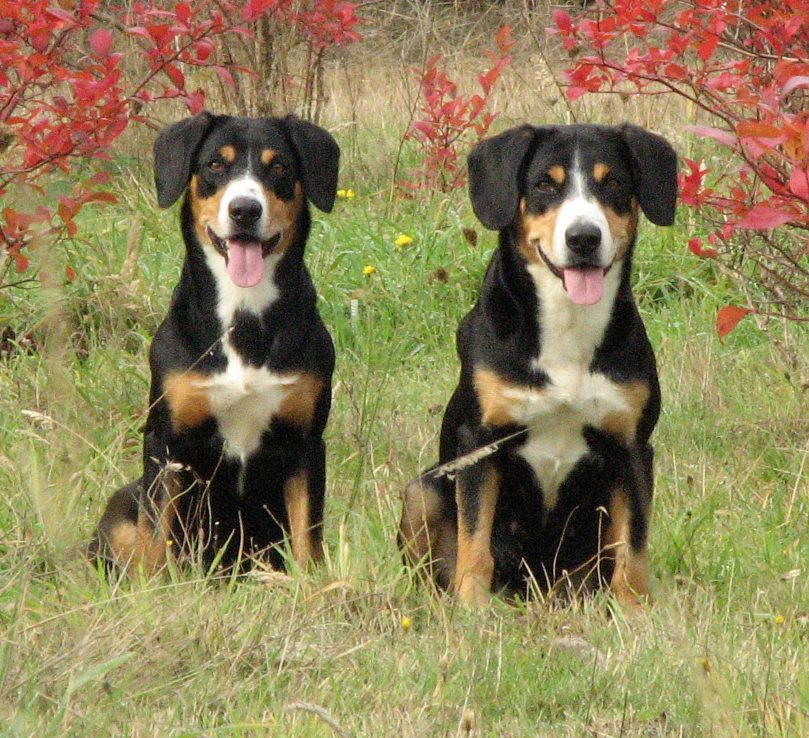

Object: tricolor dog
[90,113,339,574]
[399,123,677,607]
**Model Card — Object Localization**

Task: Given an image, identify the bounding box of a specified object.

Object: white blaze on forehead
[550,152,614,267]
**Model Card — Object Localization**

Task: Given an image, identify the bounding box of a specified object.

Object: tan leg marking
[283,471,319,568]
[399,478,456,588]
[134,468,183,575]
[604,489,649,610]
[455,464,499,606]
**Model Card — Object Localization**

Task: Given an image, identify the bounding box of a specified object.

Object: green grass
[0,155,807,737]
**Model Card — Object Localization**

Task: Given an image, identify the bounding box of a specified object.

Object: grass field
[1,100,808,736]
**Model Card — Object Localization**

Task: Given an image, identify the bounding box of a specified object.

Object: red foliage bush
[405,26,514,193]
[551,0,809,332]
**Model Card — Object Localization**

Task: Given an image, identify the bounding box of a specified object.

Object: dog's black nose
[565,222,602,258]
[228,197,262,226]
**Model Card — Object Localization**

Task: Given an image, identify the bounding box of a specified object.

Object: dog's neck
[527,257,623,371]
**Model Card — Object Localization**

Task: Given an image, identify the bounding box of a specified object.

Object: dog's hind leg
[399,475,456,591]
[87,480,141,575]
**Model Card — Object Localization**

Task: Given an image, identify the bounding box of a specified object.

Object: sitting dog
[399,123,677,606]
[89,113,339,574]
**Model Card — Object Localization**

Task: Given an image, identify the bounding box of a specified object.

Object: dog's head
[153,113,339,288]
[468,124,677,305]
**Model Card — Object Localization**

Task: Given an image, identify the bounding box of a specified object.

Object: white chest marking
[201,341,297,463]
[508,369,631,510]
[516,257,624,509]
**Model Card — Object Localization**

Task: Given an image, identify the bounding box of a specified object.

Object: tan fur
[455,464,499,605]
[517,198,560,266]
[219,145,236,163]
[260,148,276,165]
[548,165,566,184]
[163,371,213,431]
[604,490,650,609]
[104,470,183,576]
[399,479,456,587]
[283,471,320,568]
[600,380,650,442]
[605,199,639,261]
[473,367,522,426]
[265,182,303,254]
[593,162,610,182]
[189,174,225,248]
[278,373,322,429]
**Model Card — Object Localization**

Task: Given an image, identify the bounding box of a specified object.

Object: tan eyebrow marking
[548,165,566,184]
[260,148,276,165]
[593,163,611,182]
[219,145,236,162]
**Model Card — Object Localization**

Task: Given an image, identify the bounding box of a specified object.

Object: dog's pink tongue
[226,240,264,288]
[563,267,605,305]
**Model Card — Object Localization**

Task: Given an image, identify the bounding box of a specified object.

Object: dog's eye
[602,174,623,191]
[207,160,225,173]
[536,179,560,195]
[270,162,287,176]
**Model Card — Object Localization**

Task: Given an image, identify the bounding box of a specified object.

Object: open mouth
[206,227,282,288]
[536,244,609,307]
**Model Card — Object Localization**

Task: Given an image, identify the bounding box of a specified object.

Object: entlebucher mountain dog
[90,113,339,574]
[399,123,677,607]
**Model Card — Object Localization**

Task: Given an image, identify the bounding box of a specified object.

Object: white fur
[199,176,290,463]
[193,339,297,463]
[515,152,628,510]
[549,158,616,269]
[216,176,271,236]
[203,246,281,329]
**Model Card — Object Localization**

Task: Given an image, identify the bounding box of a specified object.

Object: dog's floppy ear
[468,125,537,231]
[620,123,678,226]
[283,115,340,213]
[154,111,218,208]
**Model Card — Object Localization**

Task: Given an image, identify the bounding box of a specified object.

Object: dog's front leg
[282,438,325,570]
[454,458,500,606]
[605,444,653,609]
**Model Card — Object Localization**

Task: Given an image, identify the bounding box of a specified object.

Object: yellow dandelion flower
[394,233,413,250]
[401,615,412,632]
[774,614,785,625]
[336,188,355,200]
[362,264,376,277]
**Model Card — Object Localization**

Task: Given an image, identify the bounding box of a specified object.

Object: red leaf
[165,64,185,89]
[242,0,279,22]
[688,237,717,258]
[90,29,114,57]
[788,168,809,202]
[716,306,751,338]
[685,125,736,148]
[13,253,29,273]
[736,206,796,230]
[65,266,76,283]
[176,3,192,25]
[781,75,809,98]
[553,9,573,34]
